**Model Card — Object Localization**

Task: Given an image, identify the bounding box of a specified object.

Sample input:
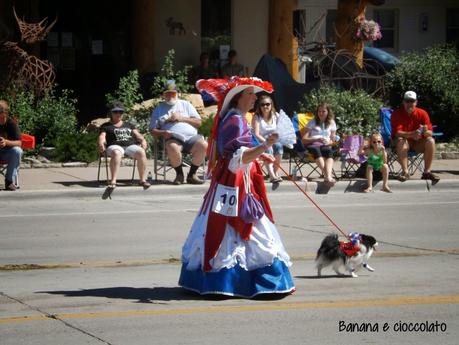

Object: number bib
[211,184,239,217]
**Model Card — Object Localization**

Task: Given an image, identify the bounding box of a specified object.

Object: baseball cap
[164,80,178,94]
[403,91,417,101]
[111,104,125,112]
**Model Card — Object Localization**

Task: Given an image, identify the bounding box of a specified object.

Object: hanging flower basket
[354,18,382,42]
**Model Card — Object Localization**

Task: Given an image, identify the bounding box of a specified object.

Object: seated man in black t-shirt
[0,100,22,191]
[98,102,150,189]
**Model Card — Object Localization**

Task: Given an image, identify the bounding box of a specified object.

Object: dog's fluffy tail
[315,234,340,261]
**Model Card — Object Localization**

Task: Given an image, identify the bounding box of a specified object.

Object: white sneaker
[363,263,375,272]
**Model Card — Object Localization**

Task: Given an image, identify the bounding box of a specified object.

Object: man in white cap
[149,80,207,185]
[391,90,439,181]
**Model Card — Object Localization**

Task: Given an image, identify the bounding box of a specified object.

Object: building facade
[1,0,457,121]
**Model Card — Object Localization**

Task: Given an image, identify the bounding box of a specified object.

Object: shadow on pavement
[39,287,207,303]
[433,169,459,176]
[38,286,293,302]
[343,180,368,193]
[53,179,177,188]
[295,275,350,279]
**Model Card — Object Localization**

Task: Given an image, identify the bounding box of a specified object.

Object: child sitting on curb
[360,133,391,193]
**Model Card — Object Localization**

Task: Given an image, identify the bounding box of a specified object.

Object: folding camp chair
[0,133,35,188]
[286,112,324,179]
[379,107,443,177]
[152,136,206,181]
[379,107,424,176]
[97,147,137,185]
[339,135,367,178]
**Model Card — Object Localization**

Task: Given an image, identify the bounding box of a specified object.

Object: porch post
[131,0,155,74]
[268,0,298,81]
[335,0,385,68]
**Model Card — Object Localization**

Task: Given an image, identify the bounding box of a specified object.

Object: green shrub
[4,88,78,147]
[198,113,215,139]
[151,49,192,97]
[106,70,143,111]
[299,85,383,137]
[385,45,459,138]
[54,131,99,163]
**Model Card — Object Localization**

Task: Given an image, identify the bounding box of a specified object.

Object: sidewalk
[1,158,458,199]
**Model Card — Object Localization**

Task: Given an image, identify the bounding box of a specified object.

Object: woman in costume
[178,77,295,297]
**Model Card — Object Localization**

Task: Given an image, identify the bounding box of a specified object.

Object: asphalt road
[1,187,458,344]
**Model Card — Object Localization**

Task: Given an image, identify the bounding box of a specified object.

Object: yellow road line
[1,295,458,324]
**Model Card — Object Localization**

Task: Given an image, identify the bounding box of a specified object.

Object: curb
[3,179,459,201]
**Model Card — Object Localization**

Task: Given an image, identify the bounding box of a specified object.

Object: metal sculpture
[1,8,57,94]
[295,11,387,97]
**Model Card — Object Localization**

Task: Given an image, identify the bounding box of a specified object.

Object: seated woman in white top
[301,102,338,186]
[252,95,283,183]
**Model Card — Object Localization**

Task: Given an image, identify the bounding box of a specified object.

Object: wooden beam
[335,0,385,68]
[131,0,155,74]
[269,0,298,80]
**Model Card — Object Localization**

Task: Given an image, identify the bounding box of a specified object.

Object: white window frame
[372,9,399,53]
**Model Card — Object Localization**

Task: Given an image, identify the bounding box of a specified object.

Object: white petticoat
[181,147,292,272]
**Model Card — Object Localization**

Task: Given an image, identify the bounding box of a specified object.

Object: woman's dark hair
[255,95,277,122]
[228,49,237,59]
[314,102,334,127]
[199,52,209,61]
[228,90,243,110]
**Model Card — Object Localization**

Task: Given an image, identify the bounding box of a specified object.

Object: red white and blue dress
[178,108,295,297]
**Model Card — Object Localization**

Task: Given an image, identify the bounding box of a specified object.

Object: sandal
[398,172,410,182]
[139,181,151,190]
[102,184,116,200]
[270,176,283,183]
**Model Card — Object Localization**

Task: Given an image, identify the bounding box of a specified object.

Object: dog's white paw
[350,271,358,278]
[363,263,375,272]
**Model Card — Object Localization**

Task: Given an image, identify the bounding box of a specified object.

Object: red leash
[273,161,349,239]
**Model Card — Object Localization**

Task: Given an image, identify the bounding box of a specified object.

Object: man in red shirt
[391,91,439,181]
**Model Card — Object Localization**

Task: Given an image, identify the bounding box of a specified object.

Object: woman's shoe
[398,172,410,182]
[5,182,17,191]
[270,176,283,183]
[139,181,151,190]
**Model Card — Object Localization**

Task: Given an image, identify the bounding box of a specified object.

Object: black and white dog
[315,233,378,278]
